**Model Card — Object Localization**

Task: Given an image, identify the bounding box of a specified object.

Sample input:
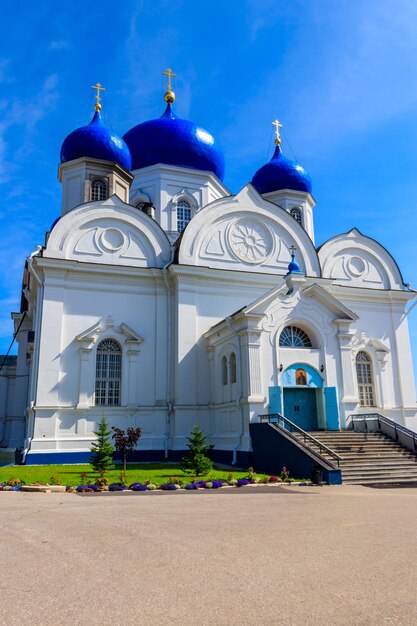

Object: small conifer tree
[90,417,114,473]
[180,424,213,476]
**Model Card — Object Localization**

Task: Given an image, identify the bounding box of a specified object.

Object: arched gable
[44,195,172,268]
[178,184,321,276]
[318,228,404,290]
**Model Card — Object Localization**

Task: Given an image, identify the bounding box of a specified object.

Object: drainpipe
[22,257,44,462]
[225,317,244,466]
[162,261,172,459]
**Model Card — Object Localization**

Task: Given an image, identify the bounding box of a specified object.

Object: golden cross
[162,67,176,92]
[272,119,282,146]
[91,82,106,112]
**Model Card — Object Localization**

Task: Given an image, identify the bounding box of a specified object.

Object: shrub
[167,476,183,485]
[129,482,147,491]
[180,425,213,476]
[160,483,179,490]
[269,476,280,483]
[76,485,91,493]
[90,417,114,473]
[280,466,290,482]
[146,483,157,490]
[94,472,108,488]
[6,478,25,486]
[109,482,127,492]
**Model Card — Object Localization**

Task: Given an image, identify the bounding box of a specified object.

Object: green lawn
[0,463,260,486]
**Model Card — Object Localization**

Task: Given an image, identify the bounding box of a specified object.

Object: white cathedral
[0,75,416,470]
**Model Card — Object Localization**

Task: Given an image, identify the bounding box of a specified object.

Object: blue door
[283,388,318,431]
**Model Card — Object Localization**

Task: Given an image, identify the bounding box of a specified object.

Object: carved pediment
[75,316,144,351]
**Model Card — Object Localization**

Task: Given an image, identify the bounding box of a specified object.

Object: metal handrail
[348,412,417,452]
[259,413,342,467]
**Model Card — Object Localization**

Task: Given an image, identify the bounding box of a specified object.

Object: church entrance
[283,388,318,431]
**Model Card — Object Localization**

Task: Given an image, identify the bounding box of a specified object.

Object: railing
[259,413,342,467]
[348,413,417,453]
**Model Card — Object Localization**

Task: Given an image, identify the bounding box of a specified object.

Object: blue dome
[123,103,225,180]
[287,252,303,274]
[252,146,312,194]
[60,111,132,171]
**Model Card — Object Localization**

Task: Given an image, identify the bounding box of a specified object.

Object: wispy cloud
[49,39,70,51]
[0,73,59,183]
[0,59,13,84]
[220,0,417,185]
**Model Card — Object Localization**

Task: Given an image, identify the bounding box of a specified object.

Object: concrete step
[343,476,417,484]
[299,430,417,485]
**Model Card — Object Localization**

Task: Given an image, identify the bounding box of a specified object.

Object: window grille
[91,178,108,202]
[221,356,228,386]
[356,351,375,407]
[230,353,237,384]
[177,199,191,232]
[279,326,312,348]
[290,207,303,225]
[95,339,122,406]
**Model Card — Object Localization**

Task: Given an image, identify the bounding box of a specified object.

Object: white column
[77,348,93,409]
[127,348,140,407]
[336,322,357,403]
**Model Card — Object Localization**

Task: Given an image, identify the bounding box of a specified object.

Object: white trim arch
[318,228,405,290]
[178,184,321,276]
[44,195,172,268]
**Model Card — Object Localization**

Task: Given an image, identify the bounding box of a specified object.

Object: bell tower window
[177,199,192,232]
[290,207,303,226]
[91,177,108,202]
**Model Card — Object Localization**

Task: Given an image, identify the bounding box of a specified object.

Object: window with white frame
[355,351,375,407]
[230,352,237,384]
[91,177,108,202]
[279,326,312,348]
[177,199,192,232]
[290,207,303,226]
[95,339,122,405]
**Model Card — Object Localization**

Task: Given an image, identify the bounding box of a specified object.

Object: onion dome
[123,102,225,180]
[252,119,311,194]
[60,111,132,171]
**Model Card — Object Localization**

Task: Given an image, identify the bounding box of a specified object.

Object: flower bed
[0,467,309,494]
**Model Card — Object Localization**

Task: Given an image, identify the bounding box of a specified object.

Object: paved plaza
[1,484,417,625]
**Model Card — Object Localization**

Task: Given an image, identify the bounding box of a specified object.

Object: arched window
[177,199,192,232]
[290,207,303,225]
[230,352,237,384]
[296,368,307,385]
[356,351,375,407]
[91,178,108,202]
[221,356,228,386]
[95,339,122,405]
[279,326,312,348]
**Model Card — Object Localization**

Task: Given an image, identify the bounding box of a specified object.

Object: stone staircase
[296,431,417,484]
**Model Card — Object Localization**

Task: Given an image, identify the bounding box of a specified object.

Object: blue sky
[1,0,417,382]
